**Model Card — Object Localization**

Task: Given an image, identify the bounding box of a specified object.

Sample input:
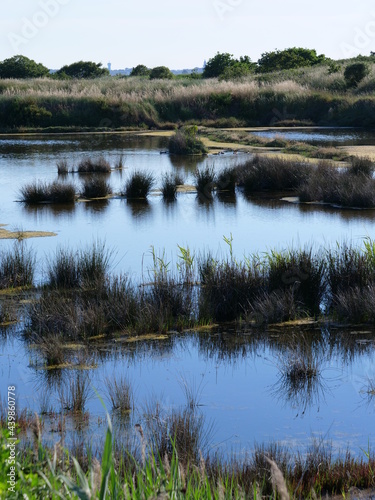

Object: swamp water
[0,132,375,457]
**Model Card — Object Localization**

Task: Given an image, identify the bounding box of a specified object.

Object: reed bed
[3,63,375,130]
[77,156,111,174]
[20,180,76,204]
[10,238,375,341]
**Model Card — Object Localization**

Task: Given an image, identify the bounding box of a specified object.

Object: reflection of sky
[0,331,375,457]
[251,129,375,146]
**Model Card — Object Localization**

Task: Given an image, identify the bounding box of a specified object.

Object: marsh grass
[194,165,216,200]
[198,256,264,322]
[80,176,112,199]
[217,167,237,193]
[60,373,91,414]
[47,248,80,289]
[123,171,155,199]
[32,333,66,367]
[20,180,76,204]
[249,289,302,325]
[105,375,133,413]
[299,161,375,208]
[237,155,311,193]
[77,156,111,174]
[0,243,35,289]
[160,172,184,201]
[348,155,374,177]
[168,127,207,155]
[144,402,213,465]
[333,284,375,323]
[264,247,326,316]
[56,159,69,175]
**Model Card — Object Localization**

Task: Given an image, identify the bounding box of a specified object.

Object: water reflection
[82,200,110,215]
[125,199,152,218]
[22,203,76,217]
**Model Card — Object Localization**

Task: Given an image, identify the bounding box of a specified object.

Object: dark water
[0,131,375,457]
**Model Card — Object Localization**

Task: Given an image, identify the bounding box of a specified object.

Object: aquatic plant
[80,176,113,198]
[60,373,92,414]
[56,159,69,175]
[194,165,216,200]
[0,243,35,289]
[160,172,183,201]
[216,166,237,193]
[299,161,375,208]
[105,375,133,414]
[237,155,311,193]
[168,126,208,155]
[123,170,155,199]
[348,155,374,177]
[20,180,76,204]
[77,156,111,173]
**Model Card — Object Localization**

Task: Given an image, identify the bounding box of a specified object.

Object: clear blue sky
[2,0,375,69]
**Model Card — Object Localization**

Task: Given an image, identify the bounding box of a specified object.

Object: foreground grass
[1,419,375,499]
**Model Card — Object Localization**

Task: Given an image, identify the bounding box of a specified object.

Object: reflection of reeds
[272,337,326,414]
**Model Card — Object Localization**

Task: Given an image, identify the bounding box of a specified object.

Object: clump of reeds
[114,154,125,170]
[60,373,91,414]
[145,403,213,465]
[47,242,111,289]
[216,166,237,193]
[123,171,155,199]
[248,289,301,325]
[332,284,375,323]
[169,126,207,155]
[198,255,264,322]
[77,156,111,173]
[0,243,35,289]
[299,161,375,208]
[160,172,184,201]
[32,333,66,367]
[264,247,326,316]
[237,155,311,193]
[105,375,133,413]
[20,180,76,204]
[57,159,69,175]
[194,165,216,200]
[348,155,374,177]
[80,177,112,199]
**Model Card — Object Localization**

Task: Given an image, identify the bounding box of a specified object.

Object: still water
[0,132,375,457]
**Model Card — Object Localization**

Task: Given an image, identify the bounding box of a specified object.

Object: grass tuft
[123,170,155,199]
[80,177,112,199]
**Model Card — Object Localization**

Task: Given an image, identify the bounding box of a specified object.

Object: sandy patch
[339,145,375,160]
[0,225,56,240]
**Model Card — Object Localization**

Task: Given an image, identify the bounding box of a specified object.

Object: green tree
[55,61,109,79]
[344,62,370,87]
[203,52,255,78]
[0,55,49,79]
[257,48,326,73]
[130,64,151,77]
[149,66,174,79]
